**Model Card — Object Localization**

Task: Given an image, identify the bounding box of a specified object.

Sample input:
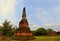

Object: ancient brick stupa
[13,7,34,40]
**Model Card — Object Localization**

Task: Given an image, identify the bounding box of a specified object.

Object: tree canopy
[2,20,13,36]
[35,28,47,36]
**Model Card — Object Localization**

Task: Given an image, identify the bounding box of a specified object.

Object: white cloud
[49,6,60,15]
[47,6,60,24]
[30,24,38,28]
[30,23,39,30]
[0,0,19,26]
[44,22,60,26]
[32,0,40,2]
[33,6,60,24]
[45,23,53,26]
[29,7,60,31]
[33,7,53,22]
[0,0,17,19]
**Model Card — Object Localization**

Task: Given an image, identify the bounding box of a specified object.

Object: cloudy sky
[0,0,60,31]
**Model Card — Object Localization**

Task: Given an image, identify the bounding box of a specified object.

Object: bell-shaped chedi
[13,7,34,40]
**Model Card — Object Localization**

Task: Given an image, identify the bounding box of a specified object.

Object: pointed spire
[22,7,26,19]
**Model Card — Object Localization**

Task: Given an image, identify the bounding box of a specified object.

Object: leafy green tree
[47,28,53,36]
[56,31,60,35]
[31,30,36,35]
[47,28,53,32]
[12,25,17,32]
[0,26,3,34]
[11,25,17,36]
[35,28,47,36]
[47,28,56,36]
[2,20,13,36]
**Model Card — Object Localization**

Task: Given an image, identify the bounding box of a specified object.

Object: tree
[11,25,17,36]
[0,26,3,35]
[47,28,56,36]
[12,25,17,32]
[56,31,60,35]
[2,20,13,36]
[31,30,36,36]
[35,28,47,36]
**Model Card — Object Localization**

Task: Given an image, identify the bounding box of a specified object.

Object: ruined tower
[13,7,34,40]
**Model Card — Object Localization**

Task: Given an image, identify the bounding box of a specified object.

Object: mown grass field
[1,36,60,41]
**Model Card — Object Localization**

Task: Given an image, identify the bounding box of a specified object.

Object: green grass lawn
[32,36,60,41]
[1,36,60,41]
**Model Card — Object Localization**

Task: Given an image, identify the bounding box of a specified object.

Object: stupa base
[12,35,34,40]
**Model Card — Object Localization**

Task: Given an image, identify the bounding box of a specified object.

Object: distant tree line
[0,20,60,36]
[32,28,60,36]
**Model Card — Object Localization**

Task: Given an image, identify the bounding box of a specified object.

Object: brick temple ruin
[13,7,34,40]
